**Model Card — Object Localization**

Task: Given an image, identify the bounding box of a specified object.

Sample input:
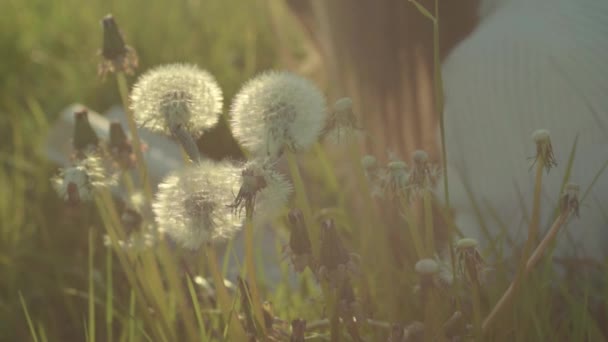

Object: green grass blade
[18,291,39,342]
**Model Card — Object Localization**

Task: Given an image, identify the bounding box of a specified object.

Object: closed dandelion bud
[52,153,116,204]
[230,71,327,158]
[560,182,580,217]
[73,109,99,153]
[152,161,242,250]
[98,14,138,77]
[108,122,134,169]
[290,319,306,342]
[317,219,359,287]
[130,64,223,161]
[284,208,313,272]
[228,159,292,223]
[325,97,362,144]
[531,128,557,172]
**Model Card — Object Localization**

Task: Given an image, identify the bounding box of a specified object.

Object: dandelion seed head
[412,150,429,164]
[532,129,550,143]
[361,155,377,170]
[130,63,223,137]
[456,237,478,250]
[153,161,242,250]
[52,153,116,203]
[332,97,353,112]
[388,160,407,171]
[415,258,439,275]
[230,71,327,157]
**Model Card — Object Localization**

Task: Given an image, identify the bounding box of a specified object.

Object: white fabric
[440,0,608,261]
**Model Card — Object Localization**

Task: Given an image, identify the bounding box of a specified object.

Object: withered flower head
[317,219,359,287]
[407,150,439,200]
[108,122,134,169]
[324,97,363,144]
[73,109,99,154]
[455,238,485,286]
[530,128,557,173]
[283,208,313,272]
[560,182,580,217]
[228,159,292,222]
[98,14,138,77]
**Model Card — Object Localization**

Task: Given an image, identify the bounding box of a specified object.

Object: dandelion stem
[482,158,545,333]
[116,72,152,202]
[171,124,201,163]
[286,150,318,256]
[205,247,248,340]
[423,189,435,255]
[244,217,267,336]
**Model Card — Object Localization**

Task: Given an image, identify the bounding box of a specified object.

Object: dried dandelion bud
[52,153,116,204]
[152,161,242,249]
[228,159,292,222]
[73,109,99,153]
[560,182,580,217]
[230,71,327,158]
[284,209,313,272]
[130,63,223,160]
[108,122,134,169]
[317,219,359,287]
[324,97,362,144]
[407,149,438,199]
[531,128,557,172]
[456,238,485,286]
[381,158,409,200]
[290,319,306,342]
[98,14,138,77]
[360,155,377,170]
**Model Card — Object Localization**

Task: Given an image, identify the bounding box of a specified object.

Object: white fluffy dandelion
[153,161,242,250]
[130,63,223,137]
[52,154,117,204]
[229,71,327,158]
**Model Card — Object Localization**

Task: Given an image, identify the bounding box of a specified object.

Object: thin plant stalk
[471,278,483,340]
[105,248,113,342]
[525,211,571,274]
[205,247,248,340]
[88,228,96,342]
[244,216,267,336]
[285,150,318,255]
[423,189,435,255]
[116,72,152,202]
[482,158,545,333]
[401,201,426,258]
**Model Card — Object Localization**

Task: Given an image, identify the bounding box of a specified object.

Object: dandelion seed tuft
[324,96,362,144]
[415,258,440,275]
[456,237,478,249]
[52,153,116,204]
[530,128,557,172]
[152,160,242,250]
[130,63,223,138]
[230,71,327,158]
